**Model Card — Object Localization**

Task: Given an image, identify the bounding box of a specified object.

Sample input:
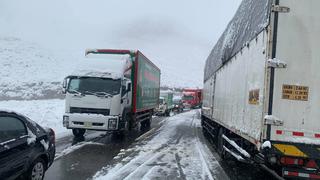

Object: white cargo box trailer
[202,0,320,178]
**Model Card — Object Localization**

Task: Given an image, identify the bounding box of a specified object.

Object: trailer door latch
[264,115,283,126]
[272,5,290,13]
[267,58,287,68]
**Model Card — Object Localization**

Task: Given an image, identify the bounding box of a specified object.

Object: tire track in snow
[94,110,224,180]
[191,111,215,180]
[175,153,186,179]
[123,151,164,180]
[196,141,215,180]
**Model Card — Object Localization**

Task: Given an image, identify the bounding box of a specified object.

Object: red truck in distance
[182,89,202,109]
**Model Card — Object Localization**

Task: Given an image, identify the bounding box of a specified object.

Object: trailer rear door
[270,0,320,145]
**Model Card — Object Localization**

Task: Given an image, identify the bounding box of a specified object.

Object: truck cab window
[69,79,80,91]
[182,95,194,101]
[0,116,27,143]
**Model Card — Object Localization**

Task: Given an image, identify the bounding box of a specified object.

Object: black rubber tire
[217,128,226,159]
[165,110,170,117]
[25,158,46,180]
[72,128,86,137]
[126,113,134,131]
[144,118,151,128]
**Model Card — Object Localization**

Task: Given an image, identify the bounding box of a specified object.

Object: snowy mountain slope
[0,37,72,100]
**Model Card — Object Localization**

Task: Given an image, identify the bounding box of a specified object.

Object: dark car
[0,111,55,180]
[172,98,184,113]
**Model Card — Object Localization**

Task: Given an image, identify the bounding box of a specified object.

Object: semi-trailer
[202,0,320,179]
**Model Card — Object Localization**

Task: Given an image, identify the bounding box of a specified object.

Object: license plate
[84,122,92,127]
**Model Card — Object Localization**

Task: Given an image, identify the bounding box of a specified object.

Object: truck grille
[70,107,110,116]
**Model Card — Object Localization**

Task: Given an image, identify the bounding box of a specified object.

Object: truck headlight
[108,118,118,129]
[63,116,69,127]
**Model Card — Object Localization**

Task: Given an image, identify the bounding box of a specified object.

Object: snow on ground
[0,99,69,138]
[0,37,73,100]
[93,110,226,180]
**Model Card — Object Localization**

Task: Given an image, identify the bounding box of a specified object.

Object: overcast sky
[0,0,242,87]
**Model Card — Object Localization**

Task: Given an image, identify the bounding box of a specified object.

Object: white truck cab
[62,52,133,137]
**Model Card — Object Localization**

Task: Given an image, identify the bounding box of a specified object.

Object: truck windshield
[67,77,121,95]
[173,99,180,104]
[182,95,194,101]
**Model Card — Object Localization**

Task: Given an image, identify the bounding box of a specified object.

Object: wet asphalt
[45,116,165,180]
[44,111,276,180]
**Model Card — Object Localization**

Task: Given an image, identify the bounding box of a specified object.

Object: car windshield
[182,95,194,101]
[67,77,121,95]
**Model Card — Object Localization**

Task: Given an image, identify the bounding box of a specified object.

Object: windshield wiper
[95,92,113,97]
[69,89,83,96]
[84,91,113,98]
[84,91,96,96]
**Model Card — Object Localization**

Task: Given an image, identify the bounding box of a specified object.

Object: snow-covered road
[93,110,229,180]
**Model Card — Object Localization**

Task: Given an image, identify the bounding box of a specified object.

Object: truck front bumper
[63,113,120,131]
[155,108,166,114]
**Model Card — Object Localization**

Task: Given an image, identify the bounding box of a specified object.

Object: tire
[72,128,86,137]
[217,128,226,159]
[140,119,151,130]
[165,110,170,117]
[144,118,151,128]
[125,113,133,131]
[26,158,46,180]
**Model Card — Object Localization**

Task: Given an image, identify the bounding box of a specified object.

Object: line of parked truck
[155,89,202,116]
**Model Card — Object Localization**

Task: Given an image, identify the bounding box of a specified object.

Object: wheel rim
[31,162,44,180]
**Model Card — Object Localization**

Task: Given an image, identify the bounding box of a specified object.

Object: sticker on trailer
[249,89,260,105]
[282,85,309,101]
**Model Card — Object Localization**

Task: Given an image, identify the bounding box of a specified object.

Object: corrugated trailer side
[210,30,268,146]
[202,0,272,155]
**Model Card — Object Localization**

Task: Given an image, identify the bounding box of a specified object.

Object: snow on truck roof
[69,53,131,79]
[204,0,271,81]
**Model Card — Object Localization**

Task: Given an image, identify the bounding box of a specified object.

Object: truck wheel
[145,118,151,128]
[165,110,170,117]
[72,129,86,137]
[126,113,134,131]
[217,128,226,159]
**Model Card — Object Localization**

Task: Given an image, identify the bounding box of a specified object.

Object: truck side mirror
[127,82,131,92]
[62,78,68,94]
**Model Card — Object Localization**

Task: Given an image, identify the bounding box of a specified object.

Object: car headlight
[108,118,118,129]
[63,116,69,127]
